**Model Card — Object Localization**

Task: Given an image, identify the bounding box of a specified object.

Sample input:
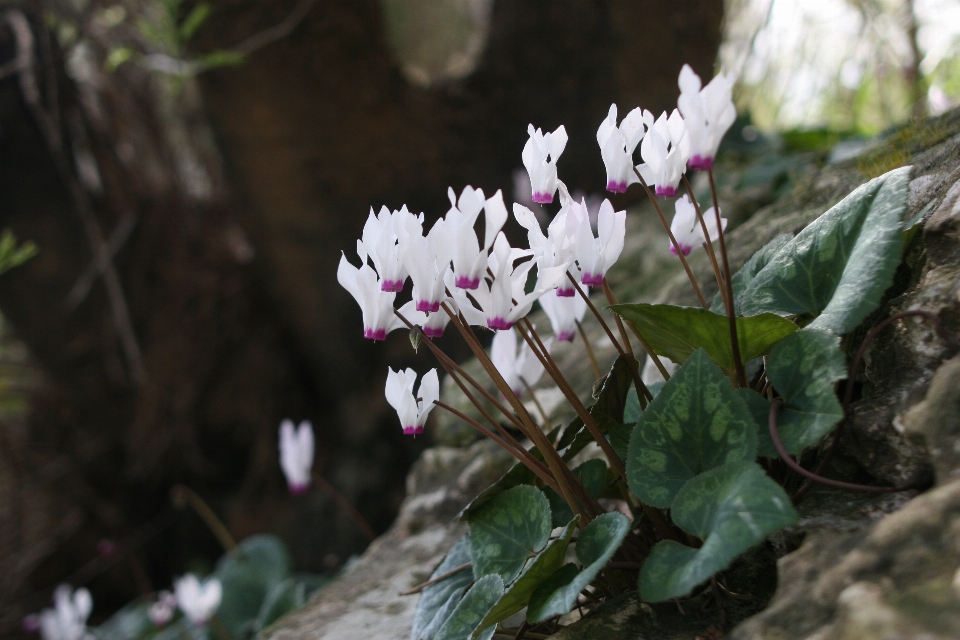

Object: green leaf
[213,534,291,638]
[557,356,633,454]
[92,599,155,640]
[740,166,911,334]
[639,461,797,602]
[545,460,608,527]
[411,534,474,640]
[623,382,666,425]
[0,230,38,276]
[608,422,633,461]
[458,460,538,521]
[478,518,578,630]
[711,234,793,315]
[468,486,552,584]
[765,328,846,455]
[433,574,504,640]
[610,303,798,373]
[527,512,631,623]
[627,350,758,508]
[735,388,778,458]
[178,3,210,40]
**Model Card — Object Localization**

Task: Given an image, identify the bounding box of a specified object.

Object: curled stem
[170,485,236,552]
[633,169,708,308]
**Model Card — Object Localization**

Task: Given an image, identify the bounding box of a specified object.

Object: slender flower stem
[170,485,236,552]
[441,304,591,524]
[681,174,728,310]
[602,280,670,383]
[633,169,708,308]
[708,168,747,387]
[568,274,651,403]
[435,399,561,494]
[576,320,603,379]
[517,319,626,480]
[398,562,472,596]
[311,471,377,541]
[768,400,915,495]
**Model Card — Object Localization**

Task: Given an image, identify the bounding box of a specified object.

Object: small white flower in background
[597,104,645,193]
[514,200,578,297]
[441,186,508,290]
[148,591,177,628]
[399,215,449,312]
[357,205,415,292]
[454,233,567,330]
[174,574,221,626]
[490,327,551,395]
[337,253,404,341]
[539,292,587,342]
[567,197,626,287]
[642,354,678,385]
[677,64,736,171]
[398,299,454,338]
[636,109,690,197]
[522,124,568,204]
[279,419,314,494]
[668,195,727,256]
[385,368,439,435]
[37,585,92,640]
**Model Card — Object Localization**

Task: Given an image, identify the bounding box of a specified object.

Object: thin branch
[231,0,319,56]
[66,210,138,308]
[681,174,727,309]
[311,471,377,542]
[398,562,472,596]
[170,485,236,551]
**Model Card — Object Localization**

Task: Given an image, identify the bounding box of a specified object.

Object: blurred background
[0,0,957,634]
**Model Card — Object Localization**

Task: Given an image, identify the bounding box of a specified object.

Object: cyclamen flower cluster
[32,585,92,640]
[339,64,735,436]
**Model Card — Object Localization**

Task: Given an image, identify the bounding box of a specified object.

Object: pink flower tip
[423,326,444,338]
[380,279,405,292]
[605,180,627,193]
[556,287,575,297]
[488,317,514,330]
[669,244,692,256]
[288,483,310,495]
[688,155,714,171]
[416,299,441,313]
[364,328,388,341]
[557,331,576,342]
[402,425,424,435]
[532,192,554,204]
[655,185,678,198]
[455,275,481,290]
[582,273,604,287]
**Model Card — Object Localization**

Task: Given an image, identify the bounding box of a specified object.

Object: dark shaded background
[0,0,722,630]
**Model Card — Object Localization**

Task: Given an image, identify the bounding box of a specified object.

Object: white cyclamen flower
[38,585,92,640]
[539,292,587,342]
[567,197,626,287]
[636,109,690,197]
[514,199,578,297]
[398,298,454,338]
[148,591,177,628]
[490,327,551,395]
[400,215,450,312]
[357,205,417,292]
[456,233,567,330]
[385,368,439,435]
[279,419,314,494]
[522,124,568,204]
[597,104,645,193]
[174,574,221,626]
[677,64,736,171]
[338,253,404,341]
[441,186,508,289]
[668,195,727,256]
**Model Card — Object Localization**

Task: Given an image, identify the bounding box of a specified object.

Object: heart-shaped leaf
[468,485,552,584]
[639,461,797,602]
[610,304,798,373]
[527,512,631,623]
[545,460,607,527]
[735,388,778,459]
[711,234,793,315]
[740,166,911,334]
[214,534,292,638]
[627,350,758,508]
[411,535,474,640]
[477,518,578,630]
[434,574,504,640]
[765,328,846,454]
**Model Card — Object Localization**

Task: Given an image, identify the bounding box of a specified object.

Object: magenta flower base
[380,279,405,292]
[606,180,628,193]
[582,273,605,286]
[556,287,575,297]
[655,185,678,197]
[689,155,714,171]
[488,317,514,330]
[402,425,424,435]
[364,328,388,341]
[416,299,441,313]
[532,192,554,204]
[423,327,444,338]
[455,275,481,289]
